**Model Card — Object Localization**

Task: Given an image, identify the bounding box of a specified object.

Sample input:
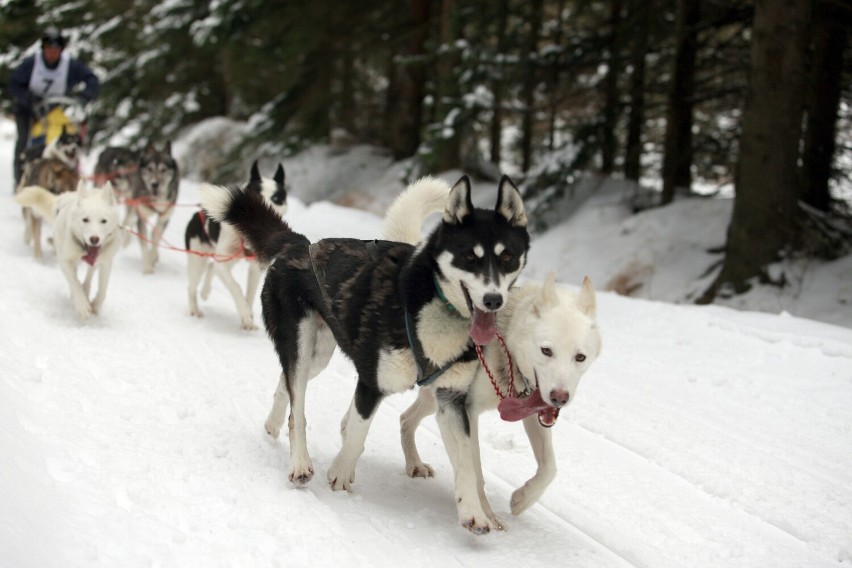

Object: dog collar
[433,275,458,313]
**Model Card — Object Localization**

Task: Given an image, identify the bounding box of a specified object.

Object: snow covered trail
[1,153,851,566]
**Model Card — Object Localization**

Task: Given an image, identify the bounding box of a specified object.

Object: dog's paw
[327,460,355,492]
[240,318,257,331]
[288,465,314,485]
[406,462,435,478]
[91,298,104,315]
[74,299,93,320]
[327,472,354,492]
[510,487,538,516]
[264,418,281,439]
[460,515,494,536]
[190,308,204,318]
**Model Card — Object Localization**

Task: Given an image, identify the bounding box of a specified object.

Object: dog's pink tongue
[82,245,100,266]
[469,308,497,345]
[498,389,549,421]
[498,390,561,427]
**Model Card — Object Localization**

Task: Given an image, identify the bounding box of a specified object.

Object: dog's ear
[576,276,597,317]
[443,175,474,225]
[495,175,527,227]
[542,271,559,306]
[274,163,285,186]
[102,181,116,204]
[250,160,261,184]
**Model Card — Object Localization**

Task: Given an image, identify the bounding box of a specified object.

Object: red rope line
[475,332,516,400]
[123,222,255,262]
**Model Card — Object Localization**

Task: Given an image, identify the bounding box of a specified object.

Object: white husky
[384,179,602,533]
[15,182,122,320]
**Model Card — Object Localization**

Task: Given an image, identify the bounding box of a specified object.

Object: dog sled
[28,95,88,148]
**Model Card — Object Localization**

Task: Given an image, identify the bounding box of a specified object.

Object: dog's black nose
[89,236,100,245]
[483,293,503,311]
[549,390,569,408]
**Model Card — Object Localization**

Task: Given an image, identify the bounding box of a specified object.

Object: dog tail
[198,183,290,265]
[383,176,451,245]
[15,185,57,223]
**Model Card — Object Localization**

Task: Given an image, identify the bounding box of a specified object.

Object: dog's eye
[500,252,513,263]
[82,217,90,223]
[541,347,553,357]
[100,219,107,224]
[575,353,586,362]
[466,252,477,262]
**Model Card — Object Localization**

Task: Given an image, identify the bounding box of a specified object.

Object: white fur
[383,176,450,245]
[15,182,122,320]
[384,178,601,533]
[187,177,287,330]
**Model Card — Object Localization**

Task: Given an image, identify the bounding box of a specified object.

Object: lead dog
[15,182,122,320]
[384,179,601,532]
[199,175,530,534]
[185,161,288,330]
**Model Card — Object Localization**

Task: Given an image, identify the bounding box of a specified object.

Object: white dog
[15,182,122,320]
[185,161,288,330]
[384,179,602,533]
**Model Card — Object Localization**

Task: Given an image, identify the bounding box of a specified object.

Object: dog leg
[59,260,93,319]
[91,258,114,315]
[22,208,33,245]
[122,207,136,247]
[400,388,436,478]
[285,317,335,485]
[245,260,261,311]
[82,264,95,297]
[470,412,505,530]
[434,388,494,535]
[327,382,383,492]
[200,261,214,301]
[135,211,154,273]
[214,259,256,330]
[509,414,556,516]
[187,254,207,317]
[264,373,289,439]
[32,216,43,260]
[149,210,174,269]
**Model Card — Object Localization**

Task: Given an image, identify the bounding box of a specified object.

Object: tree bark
[520,0,544,173]
[601,0,625,175]
[700,0,812,301]
[661,0,701,203]
[489,0,510,166]
[801,2,847,212]
[385,0,430,159]
[624,0,650,182]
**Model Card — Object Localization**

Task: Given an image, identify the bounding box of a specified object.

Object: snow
[1,115,851,567]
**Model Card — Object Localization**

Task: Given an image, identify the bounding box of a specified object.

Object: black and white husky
[199,175,529,525]
[21,124,82,171]
[185,161,287,330]
[385,179,602,533]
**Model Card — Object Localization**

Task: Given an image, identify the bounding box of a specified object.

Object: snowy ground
[1,116,851,567]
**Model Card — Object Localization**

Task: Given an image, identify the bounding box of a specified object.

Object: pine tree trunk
[701,0,811,301]
[801,2,846,212]
[601,0,625,175]
[624,0,650,182]
[489,0,510,166]
[385,0,430,159]
[520,0,544,173]
[661,0,701,204]
[433,0,463,172]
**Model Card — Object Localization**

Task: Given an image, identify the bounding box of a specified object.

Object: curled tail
[383,176,451,245]
[15,185,57,223]
[198,183,291,265]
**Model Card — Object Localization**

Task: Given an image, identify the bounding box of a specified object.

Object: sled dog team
[15,154,602,534]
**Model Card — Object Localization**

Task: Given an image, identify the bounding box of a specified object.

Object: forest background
[0,0,850,303]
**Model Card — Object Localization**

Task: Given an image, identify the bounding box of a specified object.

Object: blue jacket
[8,53,100,116]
